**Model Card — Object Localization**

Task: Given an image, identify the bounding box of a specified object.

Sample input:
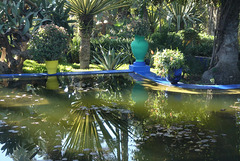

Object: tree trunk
[79,30,91,69]
[78,15,94,69]
[1,35,19,73]
[202,0,240,84]
[207,3,219,36]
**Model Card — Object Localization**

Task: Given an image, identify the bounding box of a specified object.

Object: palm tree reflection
[63,101,131,161]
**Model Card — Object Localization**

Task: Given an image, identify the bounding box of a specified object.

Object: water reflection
[131,82,149,119]
[63,104,131,160]
[134,89,240,161]
[0,74,239,160]
[46,76,59,90]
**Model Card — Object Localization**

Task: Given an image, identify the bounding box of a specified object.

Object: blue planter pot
[131,35,149,62]
[167,68,182,84]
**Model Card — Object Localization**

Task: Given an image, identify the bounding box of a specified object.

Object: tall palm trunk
[202,0,240,84]
[79,15,94,69]
[79,30,91,69]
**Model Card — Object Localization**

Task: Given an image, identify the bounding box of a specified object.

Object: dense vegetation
[0,0,239,84]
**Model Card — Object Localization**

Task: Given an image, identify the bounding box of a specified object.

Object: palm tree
[66,0,130,69]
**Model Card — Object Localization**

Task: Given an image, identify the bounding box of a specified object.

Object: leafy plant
[31,0,75,35]
[91,36,134,64]
[29,24,69,62]
[67,34,81,63]
[183,28,200,43]
[153,49,185,77]
[129,19,150,37]
[147,6,160,33]
[150,31,183,52]
[23,60,47,73]
[0,0,40,73]
[93,45,128,70]
[162,0,203,31]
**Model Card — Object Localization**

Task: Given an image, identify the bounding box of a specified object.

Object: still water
[0,73,239,161]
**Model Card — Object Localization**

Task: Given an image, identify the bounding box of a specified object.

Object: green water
[0,74,239,161]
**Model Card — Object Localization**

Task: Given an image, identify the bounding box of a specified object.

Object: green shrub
[23,60,75,73]
[150,30,214,57]
[182,28,200,45]
[129,19,150,37]
[183,32,213,57]
[91,36,134,64]
[153,49,185,77]
[29,24,69,62]
[67,34,81,63]
[149,32,183,52]
[23,60,47,73]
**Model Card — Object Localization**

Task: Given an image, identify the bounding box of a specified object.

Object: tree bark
[207,3,219,36]
[78,15,94,69]
[202,0,240,84]
[79,31,91,69]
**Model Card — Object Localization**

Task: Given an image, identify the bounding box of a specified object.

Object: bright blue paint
[135,70,240,90]
[1,64,240,90]
[129,63,240,90]
[129,62,150,73]
[0,70,132,78]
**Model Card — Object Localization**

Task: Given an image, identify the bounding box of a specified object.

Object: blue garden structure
[1,63,240,90]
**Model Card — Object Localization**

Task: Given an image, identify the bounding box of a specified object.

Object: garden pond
[0,73,239,161]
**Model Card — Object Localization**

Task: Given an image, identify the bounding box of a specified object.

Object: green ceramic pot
[131,35,149,62]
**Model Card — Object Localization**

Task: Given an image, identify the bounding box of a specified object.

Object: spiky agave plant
[93,45,128,70]
[163,0,203,31]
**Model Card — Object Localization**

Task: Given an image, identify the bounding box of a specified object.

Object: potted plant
[29,24,69,74]
[130,19,150,63]
[153,49,185,84]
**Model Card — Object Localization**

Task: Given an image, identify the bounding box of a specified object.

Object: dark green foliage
[150,29,213,82]
[0,0,35,35]
[184,33,214,57]
[91,36,134,64]
[150,30,214,57]
[183,56,211,83]
[67,34,81,63]
[29,24,69,62]
[182,28,200,44]
[149,32,183,52]
[130,19,150,37]
[91,36,132,51]
[67,35,133,64]
[33,0,75,35]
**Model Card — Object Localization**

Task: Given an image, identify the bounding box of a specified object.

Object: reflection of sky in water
[0,144,12,161]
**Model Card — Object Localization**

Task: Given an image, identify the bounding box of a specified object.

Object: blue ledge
[135,70,240,90]
[2,65,240,90]
[0,69,133,78]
